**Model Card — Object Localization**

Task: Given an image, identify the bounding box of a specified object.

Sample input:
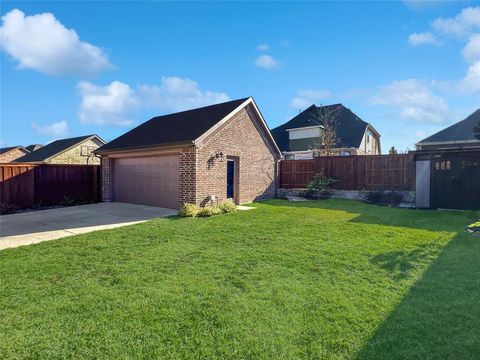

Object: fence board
[279,154,415,191]
[0,164,100,209]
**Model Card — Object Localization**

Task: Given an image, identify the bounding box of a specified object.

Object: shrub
[197,206,223,217]
[219,199,237,214]
[364,191,404,207]
[276,189,289,200]
[178,203,200,217]
[304,172,338,199]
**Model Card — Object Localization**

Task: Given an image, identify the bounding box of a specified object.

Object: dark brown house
[95,97,282,209]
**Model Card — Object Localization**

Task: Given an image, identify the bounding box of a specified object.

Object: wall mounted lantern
[212,151,224,162]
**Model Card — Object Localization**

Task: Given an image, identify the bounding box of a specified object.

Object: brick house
[15,135,105,165]
[0,146,29,162]
[95,97,282,209]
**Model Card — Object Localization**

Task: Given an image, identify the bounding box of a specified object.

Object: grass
[1,200,479,359]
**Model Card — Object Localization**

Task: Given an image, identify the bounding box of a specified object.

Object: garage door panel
[113,155,179,209]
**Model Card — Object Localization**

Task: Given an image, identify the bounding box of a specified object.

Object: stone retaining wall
[278,188,416,206]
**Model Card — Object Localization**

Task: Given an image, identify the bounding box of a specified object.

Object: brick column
[179,146,197,206]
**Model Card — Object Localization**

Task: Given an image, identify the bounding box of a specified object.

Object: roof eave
[94,140,195,155]
[416,139,480,147]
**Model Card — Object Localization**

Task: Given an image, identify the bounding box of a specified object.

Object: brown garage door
[113,155,180,209]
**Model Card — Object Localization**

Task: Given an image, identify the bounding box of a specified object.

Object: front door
[227,160,235,199]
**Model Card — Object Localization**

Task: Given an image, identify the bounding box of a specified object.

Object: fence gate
[430,152,480,210]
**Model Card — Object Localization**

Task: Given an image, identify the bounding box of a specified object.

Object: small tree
[388,146,398,155]
[311,106,340,157]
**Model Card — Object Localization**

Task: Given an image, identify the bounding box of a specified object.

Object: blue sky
[1,1,479,152]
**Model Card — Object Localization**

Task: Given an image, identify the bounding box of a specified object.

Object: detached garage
[95,97,282,209]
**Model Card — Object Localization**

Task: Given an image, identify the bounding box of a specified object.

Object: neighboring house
[25,144,43,152]
[95,97,282,209]
[15,135,105,165]
[271,104,381,159]
[414,109,480,210]
[0,146,29,162]
[416,109,480,151]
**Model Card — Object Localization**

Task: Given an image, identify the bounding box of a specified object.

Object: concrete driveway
[0,202,177,251]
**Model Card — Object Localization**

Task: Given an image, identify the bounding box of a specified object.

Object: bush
[364,191,404,207]
[218,199,237,214]
[178,203,200,217]
[197,206,223,217]
[179,200,237,218]
[276,189,289,200]
[304,172,338,199]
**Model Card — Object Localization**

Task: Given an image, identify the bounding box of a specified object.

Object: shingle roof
[270,104,371,152]
[15,135,95,163]
[417,109,480,144]
[0,146,26,155]
[25,144,43,152]
[97,98,250,153]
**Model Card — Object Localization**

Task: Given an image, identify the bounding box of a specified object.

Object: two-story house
[271,103,381,159]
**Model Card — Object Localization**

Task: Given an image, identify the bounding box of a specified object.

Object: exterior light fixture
[213,151,224,162]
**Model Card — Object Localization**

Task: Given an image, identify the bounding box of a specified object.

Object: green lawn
[1,200,479,359]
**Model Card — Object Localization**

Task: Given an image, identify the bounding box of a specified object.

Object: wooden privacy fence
[279,154,415,191]
[0,164,101,209]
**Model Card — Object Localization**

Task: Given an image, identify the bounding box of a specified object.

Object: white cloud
[407,7,480,94]
[77,77,230,126]
[432,6,480,38]
[0,9,111,76]
[459,61,480,93]
[256,43,270,51]
[370,79,451,123]
[290,89,331,109]
[462,34,480,63]
[408,32,439,46]
[138,76,230,112]
[77,81,139,126]
[255,54,280,70]
[32,120,69,137]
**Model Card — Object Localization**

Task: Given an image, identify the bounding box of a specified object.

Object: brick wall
[179,146,197,205]
[99,104,280,208]
[48,138,103,165]
[0,148,28,163]
[193,105,279,206]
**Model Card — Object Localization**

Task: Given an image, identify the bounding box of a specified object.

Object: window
[81,145,96,156]
[435,160,451,171]
[462,160,479,169]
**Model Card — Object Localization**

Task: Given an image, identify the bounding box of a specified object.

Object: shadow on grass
[356,233,480,359]
[263,199,480,358]
[369,245,436,281]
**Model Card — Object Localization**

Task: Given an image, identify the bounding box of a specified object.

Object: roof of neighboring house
[417,109,480,145]
[270,104,377,152]
[0,146,28,155]
[15,135,102,163]
[25,144,43,152]
[96,97,274,153]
